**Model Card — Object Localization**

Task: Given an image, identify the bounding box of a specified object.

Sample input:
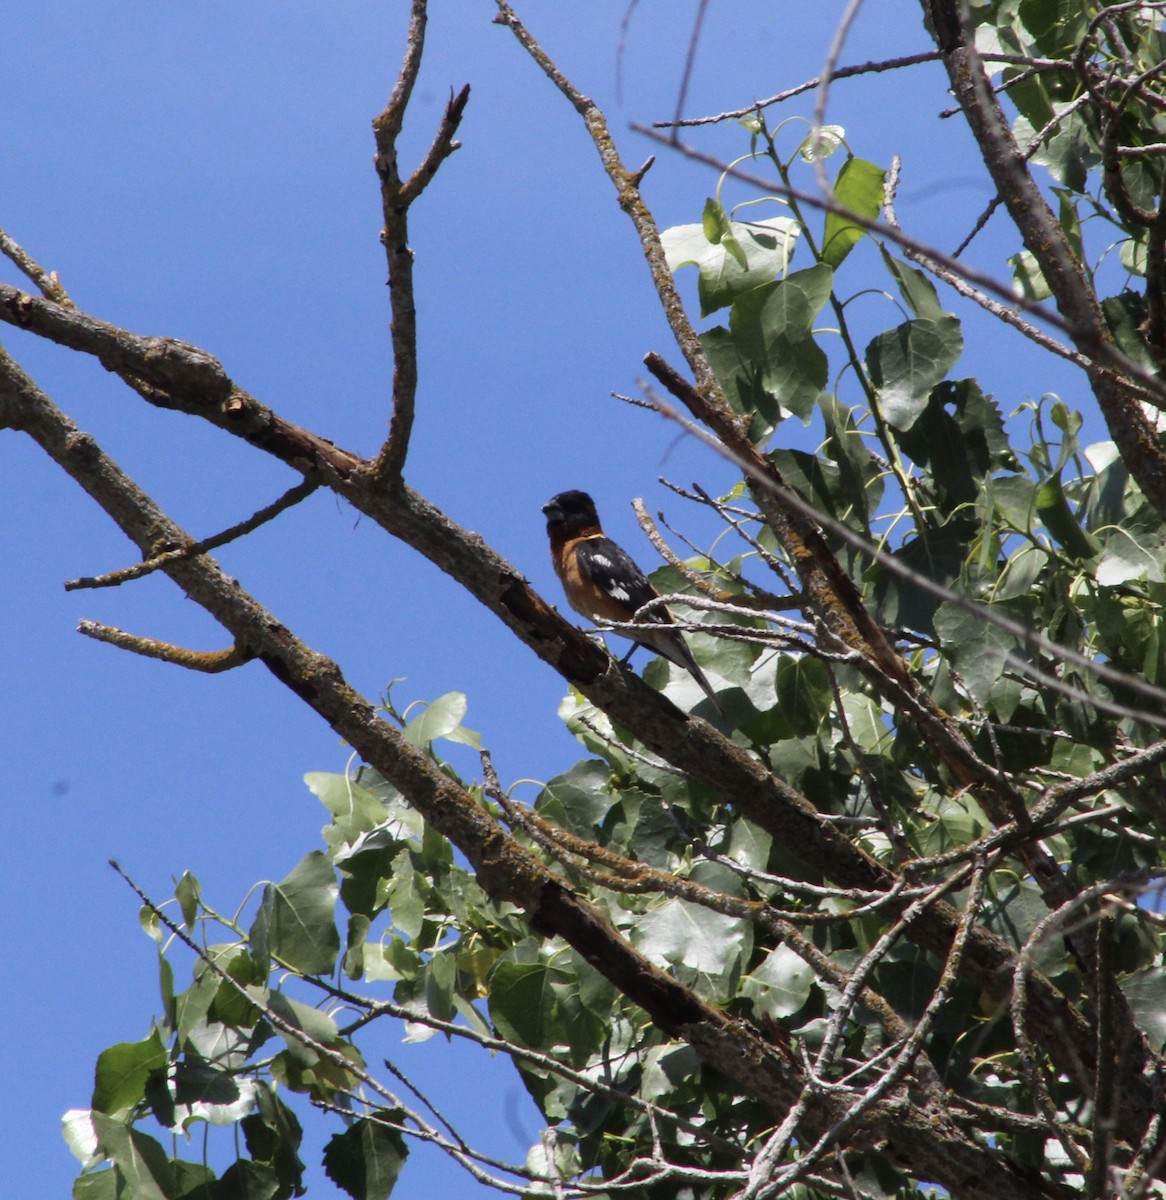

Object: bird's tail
[642,627,724,717]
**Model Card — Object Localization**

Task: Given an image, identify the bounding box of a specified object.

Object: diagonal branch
[65,477,318,591]
[922,0,1166,522]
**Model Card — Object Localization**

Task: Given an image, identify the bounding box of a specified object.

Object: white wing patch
[578,536,661,616]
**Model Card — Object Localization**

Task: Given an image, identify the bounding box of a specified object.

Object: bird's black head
[543,489,600,534]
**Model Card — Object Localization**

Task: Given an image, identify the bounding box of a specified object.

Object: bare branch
[77,621,251,672]
[655,51,944,129]
[0,226,72,305]
[368,0,470,484]
[65,477,319,591]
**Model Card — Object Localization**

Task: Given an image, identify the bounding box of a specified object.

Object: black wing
[575,536,665,621]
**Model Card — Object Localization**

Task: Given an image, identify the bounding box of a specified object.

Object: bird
[542,489,723,714]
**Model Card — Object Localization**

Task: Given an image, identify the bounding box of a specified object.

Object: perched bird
[542,489,722,714]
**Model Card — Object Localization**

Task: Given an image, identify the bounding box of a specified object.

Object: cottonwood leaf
[250,851,340,976]
[867,316,963,430]
[323,1115,408,1200]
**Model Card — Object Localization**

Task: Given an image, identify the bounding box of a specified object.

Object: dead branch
[66,477,318,591]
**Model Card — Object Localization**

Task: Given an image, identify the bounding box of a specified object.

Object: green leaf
[726,263,833,427]
[775,654,831,736]
[489,948,571,1048]
[159,1055,255,1129]
[701,196,731,243]
[1010,249,1051,301]
[1118,964,1166,1051]
[1034,473,1100,559]
[798,124,846,162]
[309,771,394,863]
[726,818,772,874]
[323,1115,408,1200]
[872,521,975,633]
[92,1030,168,1114]
[217,1159,282,1200]
[740,944,814,1017]
[880,248,945,321]
[820,391,884,530]
[866,316,964,431]
[241,1082,306,1196]
[72,1168,119,1200]
[344,913,371,980]
[700,326,774,439]
[158,954,175,1028]
[916,790,991,856]
[402,692,482,750]
[174,872,199,932]
[250,851,340,976]
[268,1021,362,1102]
[536,759,615,838]
[90,1114,175,1200]
[171,1159,217,1199]
[1102,291,1156,374]
[1096,524,1166,586]
[633,899,749,984]
[822,156,885,267]
[732,262,833,346]
[558,691,632,774]
[1018,0,1089,56]
[770,447,845,522]
[894,379,1017,512]
[424,950,458,1022]
[139,904,162,944]
[1121,235,1147,277]
[663,214,800,315]
[932,601,1026,709]
[261,989,340,1053]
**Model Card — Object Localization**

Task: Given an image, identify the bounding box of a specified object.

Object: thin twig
[0,227,72,305]
[669,0,710,135]
[65,477,319,591]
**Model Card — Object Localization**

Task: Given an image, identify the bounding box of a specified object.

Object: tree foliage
[8,1,1166,1198]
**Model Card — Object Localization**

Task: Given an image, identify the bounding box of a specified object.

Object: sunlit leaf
[89,1115,174,1200]
[740,944,814,1017]
[634,899,749,981]
[92,1031,167,1115]
[798,124,845,161]
[664,214,800,315]
[822,156,885,267]
[402,691,482,750]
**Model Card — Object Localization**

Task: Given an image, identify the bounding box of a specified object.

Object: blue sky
[0,4,1092,1197]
